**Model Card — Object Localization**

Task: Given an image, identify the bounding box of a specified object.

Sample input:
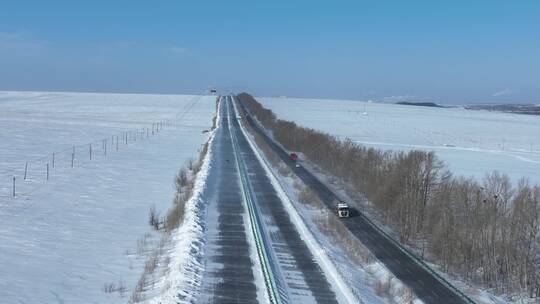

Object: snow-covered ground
[260,97,540,185]
[0,91,215,303]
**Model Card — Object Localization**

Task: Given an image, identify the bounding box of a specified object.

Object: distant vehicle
[337,202,350,218]
[289,152,298,162]
[210,88,217,94]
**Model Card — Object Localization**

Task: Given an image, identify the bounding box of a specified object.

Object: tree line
[237,93,540,299]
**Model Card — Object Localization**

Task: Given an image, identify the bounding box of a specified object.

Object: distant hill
[396,101,445,108]
[465,104,540,115]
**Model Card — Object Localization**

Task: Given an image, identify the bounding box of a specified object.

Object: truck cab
[337,203,350,218]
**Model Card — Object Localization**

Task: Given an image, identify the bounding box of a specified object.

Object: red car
[289,153,298,162]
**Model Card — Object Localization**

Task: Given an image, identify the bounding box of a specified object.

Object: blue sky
[1,1,539,103]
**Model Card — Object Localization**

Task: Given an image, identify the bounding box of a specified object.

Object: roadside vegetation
[127,97,219,303]
[239,103,418,303]
[238,92,540,300]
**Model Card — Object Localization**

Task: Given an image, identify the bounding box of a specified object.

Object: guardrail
[227,98,281,304]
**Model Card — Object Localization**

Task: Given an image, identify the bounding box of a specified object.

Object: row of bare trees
[237,93,540,298]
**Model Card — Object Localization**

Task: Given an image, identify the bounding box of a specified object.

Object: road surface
[197,96,339,303]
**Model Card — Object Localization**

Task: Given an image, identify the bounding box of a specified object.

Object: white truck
[337,202,350,218]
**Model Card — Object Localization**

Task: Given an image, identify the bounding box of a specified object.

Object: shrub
[175,168,188,191]
[148,205,160,230]
[102,280,127,297]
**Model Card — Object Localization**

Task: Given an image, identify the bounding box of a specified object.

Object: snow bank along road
[197,96,339,303]
[236,95,473,304]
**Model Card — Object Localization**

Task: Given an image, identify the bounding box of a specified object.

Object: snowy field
[0,91,215,303]
[260,97,540,185]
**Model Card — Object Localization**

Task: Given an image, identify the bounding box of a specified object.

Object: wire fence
[0,96,203,200]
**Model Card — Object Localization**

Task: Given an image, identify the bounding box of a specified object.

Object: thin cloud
[493,88,512,97]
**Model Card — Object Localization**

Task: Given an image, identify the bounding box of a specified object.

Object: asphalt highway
[198,96,258,303]
[198,96,338,303]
